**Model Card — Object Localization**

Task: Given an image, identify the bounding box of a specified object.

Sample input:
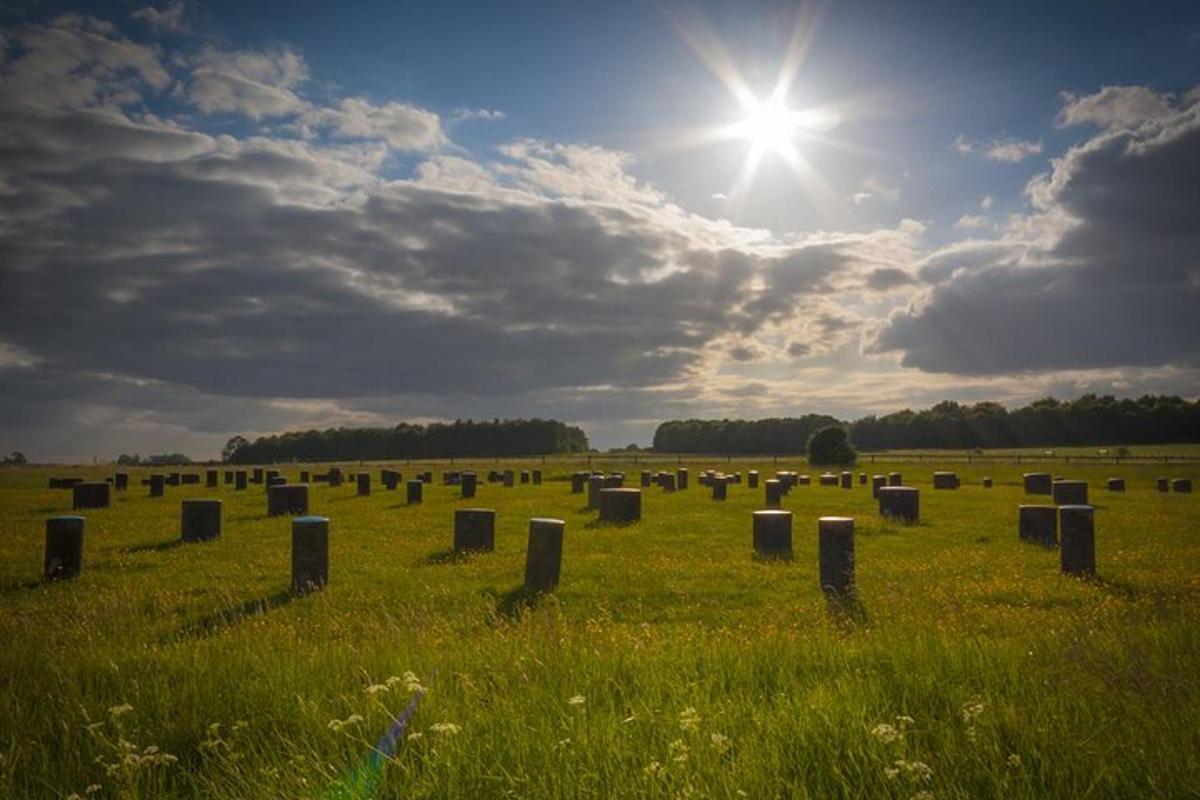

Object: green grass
[2,460,1199,799]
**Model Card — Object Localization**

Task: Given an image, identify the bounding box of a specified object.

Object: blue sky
[1,0,1198,458]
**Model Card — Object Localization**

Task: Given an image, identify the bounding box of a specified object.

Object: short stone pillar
[1023,472,1052,494]
[520,470,530,484]
[268,484,309,517]
[603,475,623,489]
[206,469,218,488]
[328,468,343,488]
[266,469,280,482]
[182,474,199,485]
[933,471,959,489]
[764,479,783,509]
[858,473,867,485]
[266,475,286,492]
[871,475,886,499]
[982,477,993,488]
[1156,477,1169,492]
[407,480,423,504]
[357,473,371,496]
[235,471,247,490]
[587,476,604,509]
[73,482,110,510]
[711,478,727,501]
[818,516,855,594]
[224,470,233,484]
[299,470,310,484]
[1018,505,1057,547]
[462,472,478,498]
[878,486,919,523]
[571,472,587,493]
[503,470,514,488]
[1106,478,1125,492]
[640,470,652,487]
[454,508,496,552]
[1173,478,1193,494]
[748,470,759,489]
[252,468,264,484]
[420,471,433,483]
[381,470,398,490]
[150,474,165,497]
[291,516,329,593]
[839,471,853,489]
[1052,480,1088,506]
[114,473,129,491]
[532,469,542,485]
[661,473,677,492]
[1059,505,1095,576]
[599,488,641,523]
[819,473,838,487]
[524,518,564,593]
[753,509,792,560]
[676,468,689,490]
[44,516,85,580]
[887,472,902,487]
[796,474,810,487]
[181,499,222,542]
[167,473,181,486]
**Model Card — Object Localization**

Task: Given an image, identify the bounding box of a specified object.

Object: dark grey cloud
[871,86,1200,374]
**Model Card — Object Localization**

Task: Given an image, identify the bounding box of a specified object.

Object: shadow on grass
[583,518,639,530]
[823,589,869,626]
[172,587,297,640]
[417,547,471,566]
[114,537,186,554]
[492,584,553,621]
[1088,575,1140,600]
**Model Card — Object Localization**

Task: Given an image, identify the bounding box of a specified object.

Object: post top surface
[49,515,85,521]
[819,516,854,524]
[753,509,792,517]
[1058,504,1094,512]
[456,508,496,515]
[182,498,222,504]
[530,517,565,526]
[293,515,329,524]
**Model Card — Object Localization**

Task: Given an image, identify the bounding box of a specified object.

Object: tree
[3,451,27,465]
[222,436,249,463]
[807,425,857,466]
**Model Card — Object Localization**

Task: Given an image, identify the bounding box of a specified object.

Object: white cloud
[953,135,1042,162]
[451,107,505,122]
[303,97,444,151]
[953,214,989,229]
[1057,85,1173,129]
[980,194,994,210]
[185,45,308,119]
[132,1,191,34]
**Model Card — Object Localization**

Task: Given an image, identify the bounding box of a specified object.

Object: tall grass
[1,460,1198,798]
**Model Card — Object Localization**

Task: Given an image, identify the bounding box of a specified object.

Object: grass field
[2,460,1199,799]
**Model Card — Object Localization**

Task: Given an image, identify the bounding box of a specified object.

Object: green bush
[807,425,857,466]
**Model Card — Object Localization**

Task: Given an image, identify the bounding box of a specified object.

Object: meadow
[1,457,1198,799]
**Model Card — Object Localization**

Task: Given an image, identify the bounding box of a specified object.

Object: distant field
[2,460,1199,798]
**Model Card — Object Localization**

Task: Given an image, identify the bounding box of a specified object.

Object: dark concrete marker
[357,473,371,497]
[1024,472,1052,495]
[753,509,792,560]
[181,499,222,542]
[1059,505,1095,576]
[1106,477,1125,492]
[818,516,855,595]
[599,488,641,523]
[462,471,477,498]
[878,486,919,523]
[291,516,329,593]
[44,516,84,580]
[206,469,218,488]
[1173,478,1193,494]
[764,479,783,509]
[887,472,902,487]
[268,484,309,517]
[73,482,110,510]
[407,480,423,505]
[235,471,247,490]
[524,518,564,593]
[1019,505,1057,547]
[1052,480,1088,506]
[150,474,165,497]
[454,508,496,552]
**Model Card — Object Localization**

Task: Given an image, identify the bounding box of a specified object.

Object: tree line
[224,418,590,464]
[653,395,1200,453]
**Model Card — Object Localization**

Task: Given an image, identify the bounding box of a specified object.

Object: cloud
[865,267,916,291]
[953,214,989,229]
[132,1,191,34]
[302,97,445,151]
[953,134,1042,162]
[185,45,308,119]
[0,14,170,111]
[1058,85,1173,129]
[451,107,505,122]
[870,85,1200,374]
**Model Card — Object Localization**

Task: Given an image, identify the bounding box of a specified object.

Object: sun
[734,96,801,154]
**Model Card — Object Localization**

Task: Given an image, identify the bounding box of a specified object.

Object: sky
[1,0,1199,460]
